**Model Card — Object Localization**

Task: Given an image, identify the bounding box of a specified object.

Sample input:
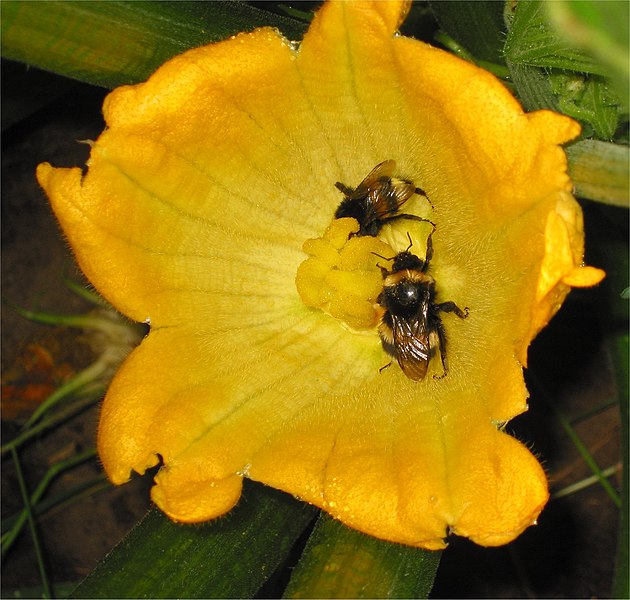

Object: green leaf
[508,63,622,140]
[566,140,630,207]
[504,0,603,74]
[547,0,629,107]
[283,513,441,599]
[504,0,624,140]
[0,1,308,89]
[71,481,318,599]
[429,0,506,64]
[506,61,560,113]
[551,72,621,140]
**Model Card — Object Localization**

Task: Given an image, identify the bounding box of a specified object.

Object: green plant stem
[283,513,441,599]
[6,300,133,337]
[2,449,97,557]
[566,140,630,208]
[62,275,107,306]
[10,447,52,599]
[21,354,113,430]
[433,30,511,79]
[429,0,507,65]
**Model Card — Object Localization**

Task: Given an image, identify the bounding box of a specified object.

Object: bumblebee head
[372,232,427,275]
[390,251,424,273]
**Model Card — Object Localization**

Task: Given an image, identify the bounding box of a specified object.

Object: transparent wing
[391,313,430,381]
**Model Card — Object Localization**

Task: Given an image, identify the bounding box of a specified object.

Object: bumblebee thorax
[382,273,433,317]
[383,269,433,288]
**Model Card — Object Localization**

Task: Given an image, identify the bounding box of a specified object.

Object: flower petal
[38,0,602,549]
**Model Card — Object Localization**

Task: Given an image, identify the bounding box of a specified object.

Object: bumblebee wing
[392,178,418,203]
[391,313,430,381]
[353,160,395,196]
[376,180,417,215]
[361,160,396,185]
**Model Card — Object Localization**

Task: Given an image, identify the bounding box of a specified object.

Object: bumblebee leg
[431,302,468,380]
[379,214,436,229]
[415,186,434,209]
[431,319,449,379]
[334,181,354,196]
[379,360,393,374]
[424,222,436,265]
[414,186,428,198]
[435,301,469,319]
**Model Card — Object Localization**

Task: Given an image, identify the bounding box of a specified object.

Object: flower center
[295,217,395,330]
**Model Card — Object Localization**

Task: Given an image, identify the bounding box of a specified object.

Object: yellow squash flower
[37,1,604,549]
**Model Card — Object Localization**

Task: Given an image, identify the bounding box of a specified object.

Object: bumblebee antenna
[404,232,414,252]
[371,251,395,262]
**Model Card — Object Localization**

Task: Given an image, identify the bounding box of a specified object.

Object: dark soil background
[1,61,623,598]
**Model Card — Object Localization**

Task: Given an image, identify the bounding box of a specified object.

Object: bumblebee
[334,160,433,237]
[376,230,468,381]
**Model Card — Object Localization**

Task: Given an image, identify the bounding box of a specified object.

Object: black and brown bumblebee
[334,160,433,237]
[376,229,468,381]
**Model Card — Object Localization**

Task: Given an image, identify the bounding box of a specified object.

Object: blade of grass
[71,480,318,599]
[577,204,628,597]
[554,408,621,507]
[283,512,441,599]
[10,448,52,599]
[1,388,104,456]
[551,463,621,500]
[531,374,621,508]
[612,327,629,598]
[2,473,108,532]
[570,398,618,425]
[587,205,629,599]
[2,449,97,556]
